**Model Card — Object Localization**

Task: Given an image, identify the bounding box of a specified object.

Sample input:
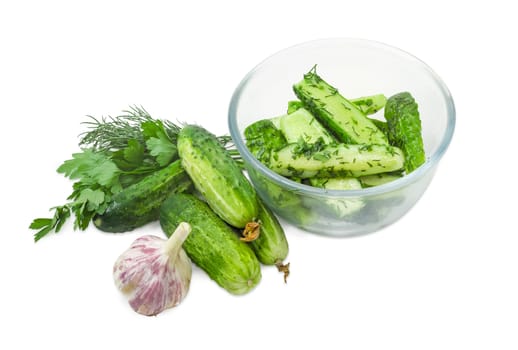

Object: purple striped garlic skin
[113,223,192,316]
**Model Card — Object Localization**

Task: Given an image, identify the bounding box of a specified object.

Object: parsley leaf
[146,133,176,167]
[74,188,105,212]
[112,139,145,171]
[141,119,178,166]
[30,150,122,241]
[30,205,71,242]
[141,120,165,139]
[57,150,121,191]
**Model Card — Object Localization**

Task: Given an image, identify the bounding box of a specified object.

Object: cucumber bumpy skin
[384,92,426,173]
[249,199,289,266]
[178,125,259,228]
[244,119,287,166]
[160,193,261,295]
[293,66,388,145]
[93,159,192,233]
[244,121,318,227]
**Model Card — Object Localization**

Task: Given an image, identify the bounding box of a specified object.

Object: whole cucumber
[384,92,426,173]
[93,159,192,233]
[249,199,289,266]
[178,125,258,228]
[160,193,261,295]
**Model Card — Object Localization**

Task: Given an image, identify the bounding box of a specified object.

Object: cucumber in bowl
[240,65,427,228]
[244,66,425,192]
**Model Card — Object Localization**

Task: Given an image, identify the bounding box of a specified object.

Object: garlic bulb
[113,222,192,316]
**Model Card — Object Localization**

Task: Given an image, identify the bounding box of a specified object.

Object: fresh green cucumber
[160,193,261,295]
[277,105,364,214]
[350,94,387,115]
[290,94,386,116]
[293,66,388,145]
[178,125,259,228]
[308,177,365,218]
[279,107,335,145]
[93,159,192,233]
[384,92,426,173]
[368,118,389,138]
[269,143,405,178]
[244,119,287,166]
[287,95,388,139]
[249,200,289,266]
[244,120,304,209]
[244,119,316,228]
[270,115,282,129]
[287,100,304,114]
[248,166,318,227]
[359,172,403,187]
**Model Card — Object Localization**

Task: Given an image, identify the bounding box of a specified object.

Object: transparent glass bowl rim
[228,37,456,199]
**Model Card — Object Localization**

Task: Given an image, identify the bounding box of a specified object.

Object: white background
[1,1,517,349]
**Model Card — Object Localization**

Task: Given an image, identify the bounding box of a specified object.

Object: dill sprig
[79,105,239,160]
[79,105,181,152]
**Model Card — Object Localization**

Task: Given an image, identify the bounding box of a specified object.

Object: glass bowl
[228,38,455,237]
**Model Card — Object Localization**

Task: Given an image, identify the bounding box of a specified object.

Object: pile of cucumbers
[94,125,289,295]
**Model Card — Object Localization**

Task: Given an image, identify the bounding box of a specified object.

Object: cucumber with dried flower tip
[249,199,289,266]
[177,125,259,228]
[160,193,261,295]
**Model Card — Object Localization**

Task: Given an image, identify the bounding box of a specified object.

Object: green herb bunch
[29,106,237,242]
